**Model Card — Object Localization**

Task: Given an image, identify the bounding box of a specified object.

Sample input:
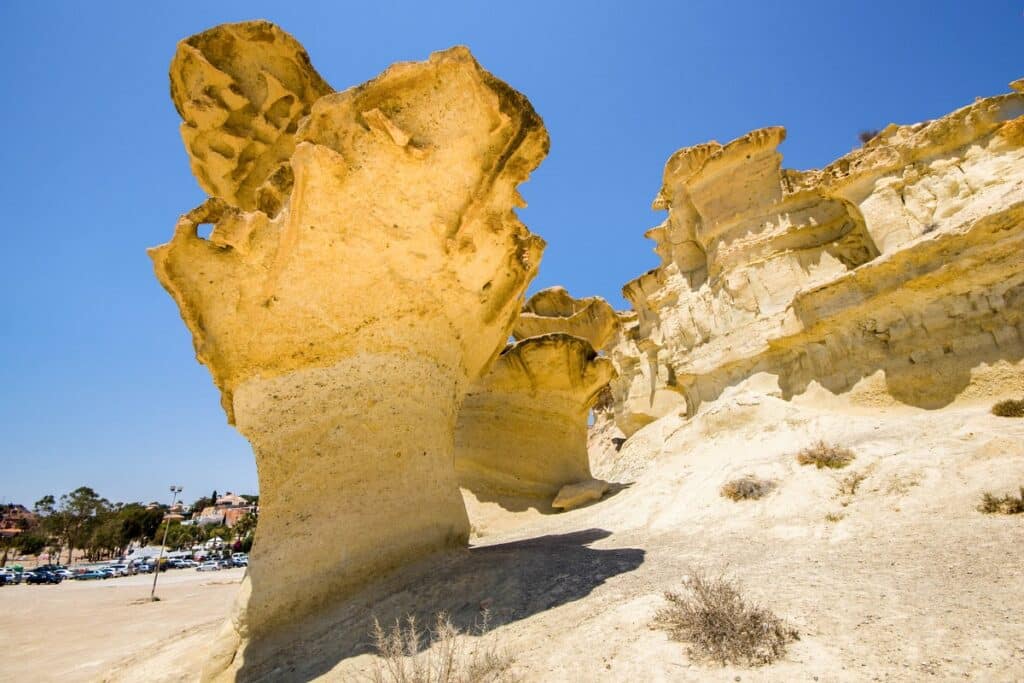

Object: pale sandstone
[551,478,610,510]
[513,286,619,349]
[152,21,548,678]
[606,80,1024,435]
[456,334,614,501]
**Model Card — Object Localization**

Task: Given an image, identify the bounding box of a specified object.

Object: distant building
[0,504,37,539]
[193,491,257,528]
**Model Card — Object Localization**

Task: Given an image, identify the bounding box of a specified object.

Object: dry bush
[838,470,868,496]
[992,399,1024,417]
[796,441,855,469]
[370,610,515,683]
[654,570,798,666]
[824,512,845,523]
[977,487,1024,515]
[720,475,775,501]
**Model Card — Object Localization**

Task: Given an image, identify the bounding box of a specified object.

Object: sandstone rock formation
[456,333,615,501]
[513,286,619,349]
[151,21,548,675]
[606,82,1024,436]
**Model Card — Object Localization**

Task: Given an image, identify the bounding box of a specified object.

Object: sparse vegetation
[370,610,515,683]
[991,399,1024,417]
[838,470,868,496]
[977,487,1024,515]
[824,512,845,523]
[720,476,775,501]
[654,569,798,667]
[796,441,855,469]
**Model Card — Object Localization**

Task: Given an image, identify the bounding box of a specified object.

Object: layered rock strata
[151,21,548,674]
[456,333,615,500]
[513,286,619,349]
[608,82,1024,435]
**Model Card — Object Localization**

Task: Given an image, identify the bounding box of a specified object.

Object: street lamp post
[150,485,182,601]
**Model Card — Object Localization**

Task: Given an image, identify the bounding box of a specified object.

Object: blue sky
[1,1,1020,506]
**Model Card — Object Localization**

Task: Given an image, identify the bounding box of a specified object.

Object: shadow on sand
[236,528,644,681]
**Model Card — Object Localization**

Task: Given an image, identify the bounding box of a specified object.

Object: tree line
[1,486,257,566]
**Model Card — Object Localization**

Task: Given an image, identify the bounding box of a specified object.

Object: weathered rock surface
[152,21,548,677]
[169,21,332,215]
[513,286,619,349]
[607,82,1024,435]
[552,478,610,510]
[456,333,614,501]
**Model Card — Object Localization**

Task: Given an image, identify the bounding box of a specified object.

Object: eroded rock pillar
[151,21,548,673]
[456,334,615,500]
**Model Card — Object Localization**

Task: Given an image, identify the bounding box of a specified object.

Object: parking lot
[0,567,245,681]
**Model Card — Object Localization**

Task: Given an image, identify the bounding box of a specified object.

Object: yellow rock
[151,21,548,677]
[456,334,614,501]
[552,478,610,511]
[608,80,1024,433]
[513,286,619,350]
[169,21,332,215]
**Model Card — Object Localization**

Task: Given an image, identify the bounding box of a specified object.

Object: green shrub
[654,570,798,666]
[991,399,1024,417]
[796,441,855,469]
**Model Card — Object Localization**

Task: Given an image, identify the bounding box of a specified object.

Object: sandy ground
[0,568,244,681]
[5,379,1024,681]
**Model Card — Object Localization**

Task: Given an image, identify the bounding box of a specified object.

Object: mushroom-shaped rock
[513,286,619,350]
[151,22,548,670]
[455,334,615,501]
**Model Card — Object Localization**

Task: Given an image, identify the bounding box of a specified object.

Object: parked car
[0,569,17,585]
[233,556,248,567]
[196,561,221,572]
[107,564,130,577]
[26,570,62,585]
[74,570,107,580]
[217,559,234,569]
[55,569,75,580]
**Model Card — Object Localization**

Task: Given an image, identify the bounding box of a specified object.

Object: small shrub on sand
[991,399,1024,417]
[977,488,1024,515]
[720,476,775,501]
[370,610,514,683]
[654,570,798,666]
[838,470,868,496]
[796,441,855,469]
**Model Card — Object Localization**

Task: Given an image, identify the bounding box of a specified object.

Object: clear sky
[1,1,1020,506]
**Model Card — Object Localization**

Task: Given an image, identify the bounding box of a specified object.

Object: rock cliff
[607,82,1024,436]
[151,21,548,677]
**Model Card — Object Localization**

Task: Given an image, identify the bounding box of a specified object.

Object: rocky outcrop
[609,81,1024,435]
[151,21,548,677]
[513,286,619,349]
[456,333,615,501]
[169,21,332,215]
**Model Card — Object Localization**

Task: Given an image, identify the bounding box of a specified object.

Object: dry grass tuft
[838,470,868,496]
[977,487,1024,515]
[991,399,1024,417]
[824,512,845,523]
[654,570,798,667]
[370,610,514,683]
[720,475,775,501]
[796,441,855,469]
